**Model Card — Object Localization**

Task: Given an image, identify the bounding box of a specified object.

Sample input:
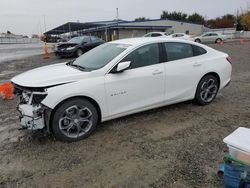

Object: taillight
[226,56,232,64]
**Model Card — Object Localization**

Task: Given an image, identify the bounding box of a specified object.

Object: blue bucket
[224,162,250,188]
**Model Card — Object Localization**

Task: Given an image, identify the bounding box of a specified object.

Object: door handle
[152,71,163,75]
[193,63,202,67]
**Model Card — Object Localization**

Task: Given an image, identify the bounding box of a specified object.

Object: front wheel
[51,98,98,142]
[76,49,83,57]
[195,75,219,105]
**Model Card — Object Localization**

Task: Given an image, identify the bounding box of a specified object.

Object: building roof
[44,18,203,36]
[44,20,126,35]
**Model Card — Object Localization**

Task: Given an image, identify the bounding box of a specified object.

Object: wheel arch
[48,95,102,131]
[196,72,221,92]
[215,38,223,43]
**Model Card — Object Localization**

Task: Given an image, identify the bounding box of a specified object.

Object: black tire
[195,39,201,43]
[76,48,83,57]
[51,98,98,142]
[215,38,222,44]
[195,75,219,105]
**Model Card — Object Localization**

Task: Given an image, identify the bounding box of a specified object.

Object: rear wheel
[51,98,98,142]
[195,39,201,43]
[215,38,222,43]
[195,75,219,105]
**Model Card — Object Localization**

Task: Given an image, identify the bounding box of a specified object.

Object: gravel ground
[0,42,250,188]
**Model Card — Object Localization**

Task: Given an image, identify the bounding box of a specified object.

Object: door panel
[163,42,204,102]
[105,64,165,116]
[104,43,165,116]
[164,58,203,101]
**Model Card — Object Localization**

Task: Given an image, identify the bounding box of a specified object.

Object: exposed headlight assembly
[32,93,48,104]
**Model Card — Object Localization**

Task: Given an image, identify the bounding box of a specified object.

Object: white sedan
[194,32,227,43]
[143,32,166,37]
[12,38,232,142]
[166,33,194,41]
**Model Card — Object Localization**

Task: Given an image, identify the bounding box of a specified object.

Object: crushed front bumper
[18,104,45,130]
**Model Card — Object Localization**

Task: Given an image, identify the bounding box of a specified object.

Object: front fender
[41,78,108,119]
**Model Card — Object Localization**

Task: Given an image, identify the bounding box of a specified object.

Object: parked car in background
[12,38,232,142]
[143,32,167,37]
[165,33,194,41]
[54,36,105,58]
[194,32,227,43]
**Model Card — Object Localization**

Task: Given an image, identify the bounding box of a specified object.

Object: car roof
[172,33,185,35]
[203,32,220,34]
[109,37,194,46]
[146,32,165,34]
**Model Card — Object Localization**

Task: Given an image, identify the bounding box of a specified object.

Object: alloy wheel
[200,78,218,103]
[58,105,93,139]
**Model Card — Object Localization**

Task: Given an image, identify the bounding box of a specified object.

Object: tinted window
[90,36,97,41]
[82,36,91,43]
[203,34,211,37]
[90,36,102,42]
[176,34,184,37]
[210,33,218,36]
[192,45,207,56]
[122,43,160,69]
[151,33,162,37]
[164,42,193,61]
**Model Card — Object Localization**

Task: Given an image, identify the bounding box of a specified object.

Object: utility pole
[43,15,47,33]
[115,8,119,40]
[116,8,119,20]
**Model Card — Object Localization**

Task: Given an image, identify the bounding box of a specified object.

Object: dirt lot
[0,42,250,188]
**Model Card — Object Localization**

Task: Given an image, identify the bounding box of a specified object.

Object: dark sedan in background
[54,36,105,58]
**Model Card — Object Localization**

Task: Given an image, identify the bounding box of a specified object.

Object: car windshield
[68,36,89,44]
[72,43,129,70]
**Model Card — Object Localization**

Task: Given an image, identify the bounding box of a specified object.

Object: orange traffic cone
[43,42,49,59]
[239,39,245,45]
[0,82,14,100]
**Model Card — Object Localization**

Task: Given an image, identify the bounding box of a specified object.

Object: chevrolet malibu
[11,38,232,142]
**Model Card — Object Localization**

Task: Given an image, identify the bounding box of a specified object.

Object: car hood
[11,63,89,88]
[57,42,79,48]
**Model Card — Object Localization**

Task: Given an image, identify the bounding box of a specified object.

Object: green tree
[161,11,187,21]
[240,11,250,30]
[187,13,205,24]
[134,17,149,21]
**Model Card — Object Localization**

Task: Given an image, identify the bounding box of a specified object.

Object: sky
[0,0,250,36]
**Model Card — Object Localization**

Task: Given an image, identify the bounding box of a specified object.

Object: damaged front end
[13,83,52,132]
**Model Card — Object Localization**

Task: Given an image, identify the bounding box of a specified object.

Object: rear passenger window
[151,33,162,37]
[164,43,193,61]
[122,43,160,69]
[192,45,207,56]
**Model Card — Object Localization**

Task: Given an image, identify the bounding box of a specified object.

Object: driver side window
[122,43,160,69]
[203,34,211,37]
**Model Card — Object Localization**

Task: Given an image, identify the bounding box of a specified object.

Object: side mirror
[116,61,131,73]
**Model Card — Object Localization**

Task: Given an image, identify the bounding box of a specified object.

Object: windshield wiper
[66,61,85,71]
[70,64,85,71]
